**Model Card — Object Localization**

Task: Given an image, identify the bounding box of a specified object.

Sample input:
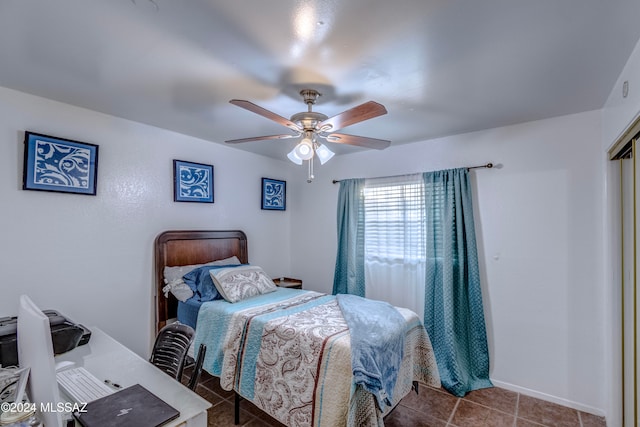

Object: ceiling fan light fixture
[315,143,335,165]
[287,148,303,165]
[294,135,314,160]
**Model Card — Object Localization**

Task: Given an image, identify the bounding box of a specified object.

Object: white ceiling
[1,0,639,160]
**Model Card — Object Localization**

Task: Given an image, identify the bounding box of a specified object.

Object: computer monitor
[17,295,62,427]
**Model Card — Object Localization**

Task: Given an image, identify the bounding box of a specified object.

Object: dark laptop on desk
[73,384,180,427]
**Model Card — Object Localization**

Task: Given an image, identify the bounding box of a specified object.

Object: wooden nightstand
[273,277,302,290]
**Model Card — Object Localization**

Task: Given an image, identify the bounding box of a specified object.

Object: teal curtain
[423,168,492,396]
[332,179,366,296]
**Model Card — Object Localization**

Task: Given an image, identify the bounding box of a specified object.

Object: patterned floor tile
[450,400,515,427]
[189,378,603,427]
[463,386,518,415]
[580,411,607,427]
[385,405,448,427]
[399,385,459,422]
[518,394,581,427]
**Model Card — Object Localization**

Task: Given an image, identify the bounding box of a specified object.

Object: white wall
[603,37,640,148]
[600,34,640,427]
[0,87,294,357]
[290,110,606,414]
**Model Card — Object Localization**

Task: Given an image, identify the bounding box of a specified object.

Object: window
[362,174,426,317]
[363,174,425,264]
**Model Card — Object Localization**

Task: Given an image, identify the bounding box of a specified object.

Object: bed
[154,230,440,427]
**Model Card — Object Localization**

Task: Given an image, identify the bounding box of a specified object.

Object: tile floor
[186,371,607,427]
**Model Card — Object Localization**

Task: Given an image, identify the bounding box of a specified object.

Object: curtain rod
[332,162,494,184]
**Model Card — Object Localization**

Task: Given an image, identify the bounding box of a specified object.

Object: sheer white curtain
[363,174,426,319]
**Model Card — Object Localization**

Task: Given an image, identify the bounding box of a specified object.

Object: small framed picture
[262,178,286,211]
[174,160,214,203]
[22,131,99,195]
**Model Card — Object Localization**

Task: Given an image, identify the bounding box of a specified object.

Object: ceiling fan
[225,89,390,181]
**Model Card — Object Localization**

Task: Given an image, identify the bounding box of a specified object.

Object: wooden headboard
[154,230,248,333]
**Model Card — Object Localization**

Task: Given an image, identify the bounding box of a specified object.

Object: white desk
[55,328,210,427]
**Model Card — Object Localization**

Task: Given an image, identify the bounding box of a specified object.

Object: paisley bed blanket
[194,288,440,427]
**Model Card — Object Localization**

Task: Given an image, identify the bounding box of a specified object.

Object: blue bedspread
[336,293,406,411]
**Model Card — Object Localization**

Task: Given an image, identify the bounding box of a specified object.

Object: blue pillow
[182,264,243,302]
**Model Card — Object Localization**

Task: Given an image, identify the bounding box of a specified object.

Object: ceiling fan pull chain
[307,157,315,183]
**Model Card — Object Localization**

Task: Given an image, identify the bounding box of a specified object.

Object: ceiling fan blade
[317,101,387,133]
[225,134,299,144]
[325,133,391,150]
[230,100,301,131]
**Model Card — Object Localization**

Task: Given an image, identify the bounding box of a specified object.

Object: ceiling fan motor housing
[290,111,329,132]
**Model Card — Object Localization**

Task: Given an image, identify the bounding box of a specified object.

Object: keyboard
[56,367,115,403]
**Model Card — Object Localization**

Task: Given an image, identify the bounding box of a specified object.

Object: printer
[0,310,91,367]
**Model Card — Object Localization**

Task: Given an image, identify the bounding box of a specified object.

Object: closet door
[620,141,637,427]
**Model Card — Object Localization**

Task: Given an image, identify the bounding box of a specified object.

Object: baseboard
[490,379,606,418]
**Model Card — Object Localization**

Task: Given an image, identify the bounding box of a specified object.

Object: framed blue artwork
[173,160,214,203]
[22,131,99,195]
[262,178,286,211]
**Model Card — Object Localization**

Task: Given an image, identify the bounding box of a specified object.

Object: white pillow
[162,281,194,302]
[162,256,241,301]
[209,265,277,303]
[163,256,241,284]
[210,255,241,266]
